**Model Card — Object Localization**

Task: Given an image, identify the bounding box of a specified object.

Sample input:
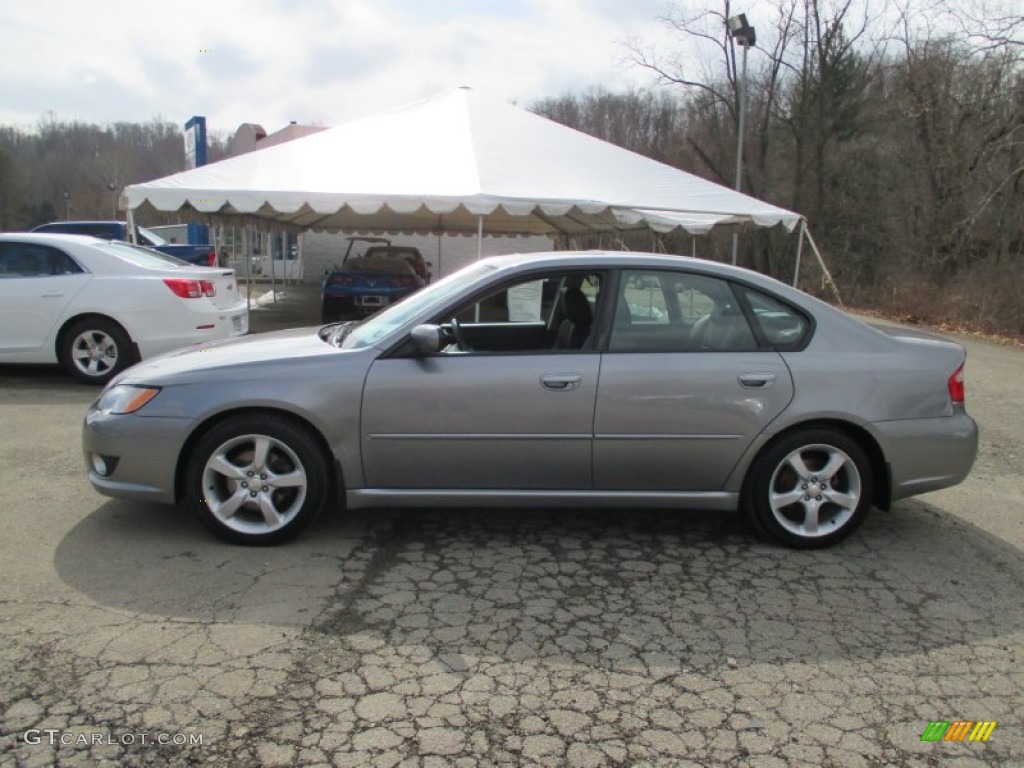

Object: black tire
[59,317,133,385]
[741,428,873,549]
[184,413,330,545]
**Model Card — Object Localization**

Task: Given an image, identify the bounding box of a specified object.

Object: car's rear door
[593,268,795,491]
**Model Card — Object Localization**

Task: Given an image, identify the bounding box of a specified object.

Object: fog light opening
[92,454,118,477]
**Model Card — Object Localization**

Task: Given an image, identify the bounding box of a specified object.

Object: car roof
[474,250,828,308]
[0,232,108,245]
[479,249,771,281]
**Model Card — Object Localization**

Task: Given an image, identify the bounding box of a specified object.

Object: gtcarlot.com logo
[921,721,997,742]
[23,729,203,747]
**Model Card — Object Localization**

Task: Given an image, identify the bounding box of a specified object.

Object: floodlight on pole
[727,13,756,265]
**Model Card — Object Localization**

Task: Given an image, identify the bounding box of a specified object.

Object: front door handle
[541,374,581,391]
[41,292,66,298]
[738,372,776,388]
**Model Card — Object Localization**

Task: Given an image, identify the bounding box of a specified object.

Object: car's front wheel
[184,414,330,545]
[60,317,133,385]
[742,428,873,548]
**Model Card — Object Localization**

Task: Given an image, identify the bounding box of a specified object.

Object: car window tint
[0,242,84,278]
[610,270,757,352]
[740,286,810,348]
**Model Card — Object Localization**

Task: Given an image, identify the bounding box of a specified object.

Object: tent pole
[269,222,277,304]
[476,215,483,260]
[126,206,136,245]
[792,219,806,288]
[803,226,843,307]
[436,216,443,280]
[244,222,251,312]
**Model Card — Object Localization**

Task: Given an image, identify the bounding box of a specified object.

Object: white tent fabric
[124,88,801,238]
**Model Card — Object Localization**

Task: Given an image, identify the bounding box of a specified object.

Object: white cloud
[0,0,677,134]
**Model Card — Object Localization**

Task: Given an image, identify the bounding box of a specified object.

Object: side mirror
[410,324,443,355]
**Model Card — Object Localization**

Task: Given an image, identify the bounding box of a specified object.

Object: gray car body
[83,251,977,515]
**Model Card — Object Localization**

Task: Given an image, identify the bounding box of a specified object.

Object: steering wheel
[450,318,472,352]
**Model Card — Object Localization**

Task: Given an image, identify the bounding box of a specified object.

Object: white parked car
[0,233,249,384]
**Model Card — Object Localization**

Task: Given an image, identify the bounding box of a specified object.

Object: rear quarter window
[739,286,811,349]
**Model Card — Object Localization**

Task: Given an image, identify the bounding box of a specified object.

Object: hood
[117,325,340,383]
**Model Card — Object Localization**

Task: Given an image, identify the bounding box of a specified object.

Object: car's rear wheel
[742,428,872,548]
[185,414,329,545]
[60,317,133,385]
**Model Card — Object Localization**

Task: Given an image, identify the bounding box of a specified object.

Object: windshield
[137,226,168,246]
[341,262,495,349]
[95,241,192,268]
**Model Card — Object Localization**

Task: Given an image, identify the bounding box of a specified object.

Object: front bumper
[83,409,195,504]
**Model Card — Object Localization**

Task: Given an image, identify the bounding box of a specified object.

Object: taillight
[329,275,355,286]
[389,276,416,287]
[205,249,216,267]
[948,363,965,404]
[164,278,216,299]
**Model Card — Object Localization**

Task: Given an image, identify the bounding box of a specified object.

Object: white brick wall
[300,231,554,283]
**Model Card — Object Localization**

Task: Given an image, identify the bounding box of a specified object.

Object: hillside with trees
[533,0,1022,336]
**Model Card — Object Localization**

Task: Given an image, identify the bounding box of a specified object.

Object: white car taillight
[164,279,216,299]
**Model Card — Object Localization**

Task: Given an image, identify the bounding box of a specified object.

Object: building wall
[300,231,554,283]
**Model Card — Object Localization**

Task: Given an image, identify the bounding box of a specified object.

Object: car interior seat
[553,287,593,349]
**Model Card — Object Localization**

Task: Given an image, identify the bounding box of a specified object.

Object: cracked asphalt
[1,313,1022,767]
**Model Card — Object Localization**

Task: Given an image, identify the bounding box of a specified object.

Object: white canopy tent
[126,88,804,234]
[124,88,834,292]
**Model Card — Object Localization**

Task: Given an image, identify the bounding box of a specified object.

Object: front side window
[610,269,756,352]
[0,242,84,278]
[435,271,604,354]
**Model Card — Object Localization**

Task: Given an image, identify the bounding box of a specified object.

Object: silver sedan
[83,252,978,548]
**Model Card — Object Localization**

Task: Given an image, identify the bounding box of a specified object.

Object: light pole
[727,13,756,265]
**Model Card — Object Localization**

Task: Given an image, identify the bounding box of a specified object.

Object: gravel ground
[0,313,1021,767]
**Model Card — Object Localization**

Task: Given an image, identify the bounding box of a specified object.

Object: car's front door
[360,271,604,490]
[593,269,796,491]
[0,242,88,354]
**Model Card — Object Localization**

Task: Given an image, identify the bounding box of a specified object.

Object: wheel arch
[55,312,137,361]
[173,406,343,507]
[744,419,891,511]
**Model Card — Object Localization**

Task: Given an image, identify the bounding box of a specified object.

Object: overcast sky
[1,0,685,136]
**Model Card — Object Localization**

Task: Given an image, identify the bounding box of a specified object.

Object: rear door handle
[541,374,581,391]
[738,373,776,388]
[41,292,66,298]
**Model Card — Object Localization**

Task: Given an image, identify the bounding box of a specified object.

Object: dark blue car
[321,256,424,322]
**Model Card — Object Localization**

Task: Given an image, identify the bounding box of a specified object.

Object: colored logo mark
[921,721,997,742]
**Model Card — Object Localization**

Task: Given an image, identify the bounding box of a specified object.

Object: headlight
[94,385,161,415]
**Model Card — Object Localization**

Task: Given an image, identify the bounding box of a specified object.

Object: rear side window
[610,269,757,352]
[739,287,811,349]
[0,242,84,277]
